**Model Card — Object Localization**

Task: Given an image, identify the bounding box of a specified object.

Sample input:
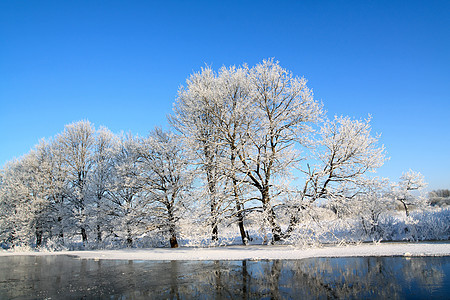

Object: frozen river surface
[0,255,449,299]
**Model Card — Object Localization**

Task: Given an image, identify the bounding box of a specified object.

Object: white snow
[1,242,449,261]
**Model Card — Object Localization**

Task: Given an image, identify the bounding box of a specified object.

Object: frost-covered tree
[89,127,117,243]
[108,133,148,247]
[0,137,72,248]
[56,120,95,245]
[209,65,254,244]
[171,59,322,243]
[353,178,391,238]
[0,144,55,247]
[286,115,387,236]
[26,141,58,246]
[238,59,322,241]
[137,128,192,248]
[170,66,228,242]
[0,159,31,246]
[45,137,71,243]
[391,170,427,217]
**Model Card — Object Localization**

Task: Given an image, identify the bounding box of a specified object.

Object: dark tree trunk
[57,216,64,239]
[205,144,219,242]
[269,207,282,242]
[211,222,219,242]
[233,174,249,245]
[401,200,410,217]
[35,227,43,247]
[97,224,102,243]
[262,189,282,242]
[210,186,219,242]
[230,145,248,245]
[167,205,179,248]
[170,234,178,248]
[81,227,88,245]
[97,199,102,243]
[57,196,65,241]
[126,227,132,248]
[236,202,249,245]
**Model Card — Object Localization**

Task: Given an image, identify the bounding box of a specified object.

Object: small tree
[286,115,387,237]
[353,178,391,239]
[392,170,427,217]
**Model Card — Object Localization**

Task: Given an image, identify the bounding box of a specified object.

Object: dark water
[0,255,449,299]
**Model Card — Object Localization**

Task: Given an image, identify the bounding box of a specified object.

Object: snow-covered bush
[39,236,68,252]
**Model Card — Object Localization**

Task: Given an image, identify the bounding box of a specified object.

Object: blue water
[0,255,449,299]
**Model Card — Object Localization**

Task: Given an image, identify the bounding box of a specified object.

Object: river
[0,255,449,299]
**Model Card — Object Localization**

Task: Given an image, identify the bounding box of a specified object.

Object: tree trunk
[57,216,64,239]
[205,144,219,242]
[81,227,88,245]
[170,233,178,248]
[167,205,179,248]
[269,207,282,242]
[262,189,282,242]
[97,224,102,243]
[97,199,102,243]
[80,193,88,246]
[126,237,132,247]
[58,196,64,240]
[284,205,305,239]
[233,173,249,245]
[211,220,219,242]
[126,226,132,247]
[231,146,248,245]
[236,202,249,245]
[401,200,410,217]
[284,215,297,239]
[209,183,219,242]
[35,227,43,247]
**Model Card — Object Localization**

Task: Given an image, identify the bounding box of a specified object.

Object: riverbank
[1,242,449,260]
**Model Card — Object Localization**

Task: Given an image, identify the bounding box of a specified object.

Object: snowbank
[1,242,449,261]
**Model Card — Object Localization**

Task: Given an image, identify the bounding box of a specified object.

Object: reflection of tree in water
[281,257,403,299]
[396,256,445,288]
[0,256,448,299]
[176,257,448,299]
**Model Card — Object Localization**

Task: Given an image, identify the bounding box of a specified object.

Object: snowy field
[1,242,449,261]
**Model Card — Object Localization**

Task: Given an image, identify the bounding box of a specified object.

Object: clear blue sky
[1,0,449,190]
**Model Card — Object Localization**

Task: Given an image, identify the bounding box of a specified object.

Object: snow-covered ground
[1,242,449,261]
